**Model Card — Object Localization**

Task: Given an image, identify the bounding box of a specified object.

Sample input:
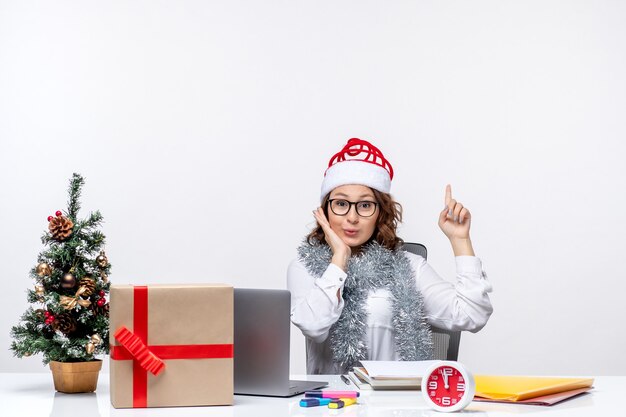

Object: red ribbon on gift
[110,286,234,408]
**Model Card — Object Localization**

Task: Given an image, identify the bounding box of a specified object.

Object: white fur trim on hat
[320,160,391,202]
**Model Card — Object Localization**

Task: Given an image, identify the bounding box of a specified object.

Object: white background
[1,1,625,376]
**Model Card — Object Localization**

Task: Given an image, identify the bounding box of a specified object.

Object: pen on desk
[305,390,360,398]
[340,374,351,385]
[328,397,358,409]
[300,398,332,408]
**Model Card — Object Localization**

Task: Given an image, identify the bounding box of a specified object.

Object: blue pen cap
[304,391,323,398]
[300,398,320,407]
[300,398,332,407]
[300,398,321,407]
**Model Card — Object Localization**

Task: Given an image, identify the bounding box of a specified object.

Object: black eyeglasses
[327,199,378,217]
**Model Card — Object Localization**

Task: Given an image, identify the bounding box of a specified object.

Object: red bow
[114,326,165,376]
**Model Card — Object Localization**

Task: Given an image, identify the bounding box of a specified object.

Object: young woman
[287,138,493,374]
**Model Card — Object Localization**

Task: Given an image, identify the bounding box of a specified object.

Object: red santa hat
[320,138,394,202]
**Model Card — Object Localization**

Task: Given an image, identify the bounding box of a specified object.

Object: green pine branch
[67,173,85,220]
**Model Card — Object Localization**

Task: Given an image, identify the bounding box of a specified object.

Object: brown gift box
[109,284,233,408]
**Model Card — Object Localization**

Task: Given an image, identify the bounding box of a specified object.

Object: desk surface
[0,373,621,416]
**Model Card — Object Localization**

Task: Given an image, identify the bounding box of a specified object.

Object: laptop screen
[234,288,292,394]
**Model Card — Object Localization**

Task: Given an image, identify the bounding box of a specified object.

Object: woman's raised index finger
[445,184,452,204]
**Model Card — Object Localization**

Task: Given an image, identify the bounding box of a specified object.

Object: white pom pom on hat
[320,138,394,202]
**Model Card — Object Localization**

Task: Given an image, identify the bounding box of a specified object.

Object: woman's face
[327,184,379,250]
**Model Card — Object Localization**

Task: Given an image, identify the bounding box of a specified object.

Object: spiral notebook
[350,360,439,390]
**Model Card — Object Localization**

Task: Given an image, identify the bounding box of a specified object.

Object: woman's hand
[438,184,475,256]
[313,207,351,271]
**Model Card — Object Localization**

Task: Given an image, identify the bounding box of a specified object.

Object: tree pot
[49,360,102,393]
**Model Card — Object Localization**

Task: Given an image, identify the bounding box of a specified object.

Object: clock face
[422,362,475,412]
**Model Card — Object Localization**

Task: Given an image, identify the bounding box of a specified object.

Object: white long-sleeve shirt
[287,252,493,374]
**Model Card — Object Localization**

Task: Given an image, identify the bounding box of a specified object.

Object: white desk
[0,373,622,416]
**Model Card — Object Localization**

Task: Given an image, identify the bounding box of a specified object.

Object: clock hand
[442,369,449,389]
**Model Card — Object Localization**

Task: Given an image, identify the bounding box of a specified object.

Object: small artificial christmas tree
[10,173,111,367]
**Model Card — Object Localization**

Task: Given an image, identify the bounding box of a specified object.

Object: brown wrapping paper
[109,284,233,408]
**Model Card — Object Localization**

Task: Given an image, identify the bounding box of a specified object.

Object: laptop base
[235,379,328,397]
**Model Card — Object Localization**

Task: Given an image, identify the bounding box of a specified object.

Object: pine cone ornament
[78,276,96,296]
[48,215,74,241]
[51,313,77,334]
[91,302,109,317]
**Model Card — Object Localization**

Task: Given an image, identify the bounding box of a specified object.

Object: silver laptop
[234,288,328,397]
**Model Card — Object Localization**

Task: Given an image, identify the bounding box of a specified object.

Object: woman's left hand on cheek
[438,184,471,240]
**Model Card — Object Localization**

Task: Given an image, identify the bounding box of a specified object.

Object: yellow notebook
[474,376,594,401]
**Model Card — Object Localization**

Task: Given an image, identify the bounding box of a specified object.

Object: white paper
[360,360,440,378]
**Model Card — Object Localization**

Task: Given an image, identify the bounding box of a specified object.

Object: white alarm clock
[421,361,476,412]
